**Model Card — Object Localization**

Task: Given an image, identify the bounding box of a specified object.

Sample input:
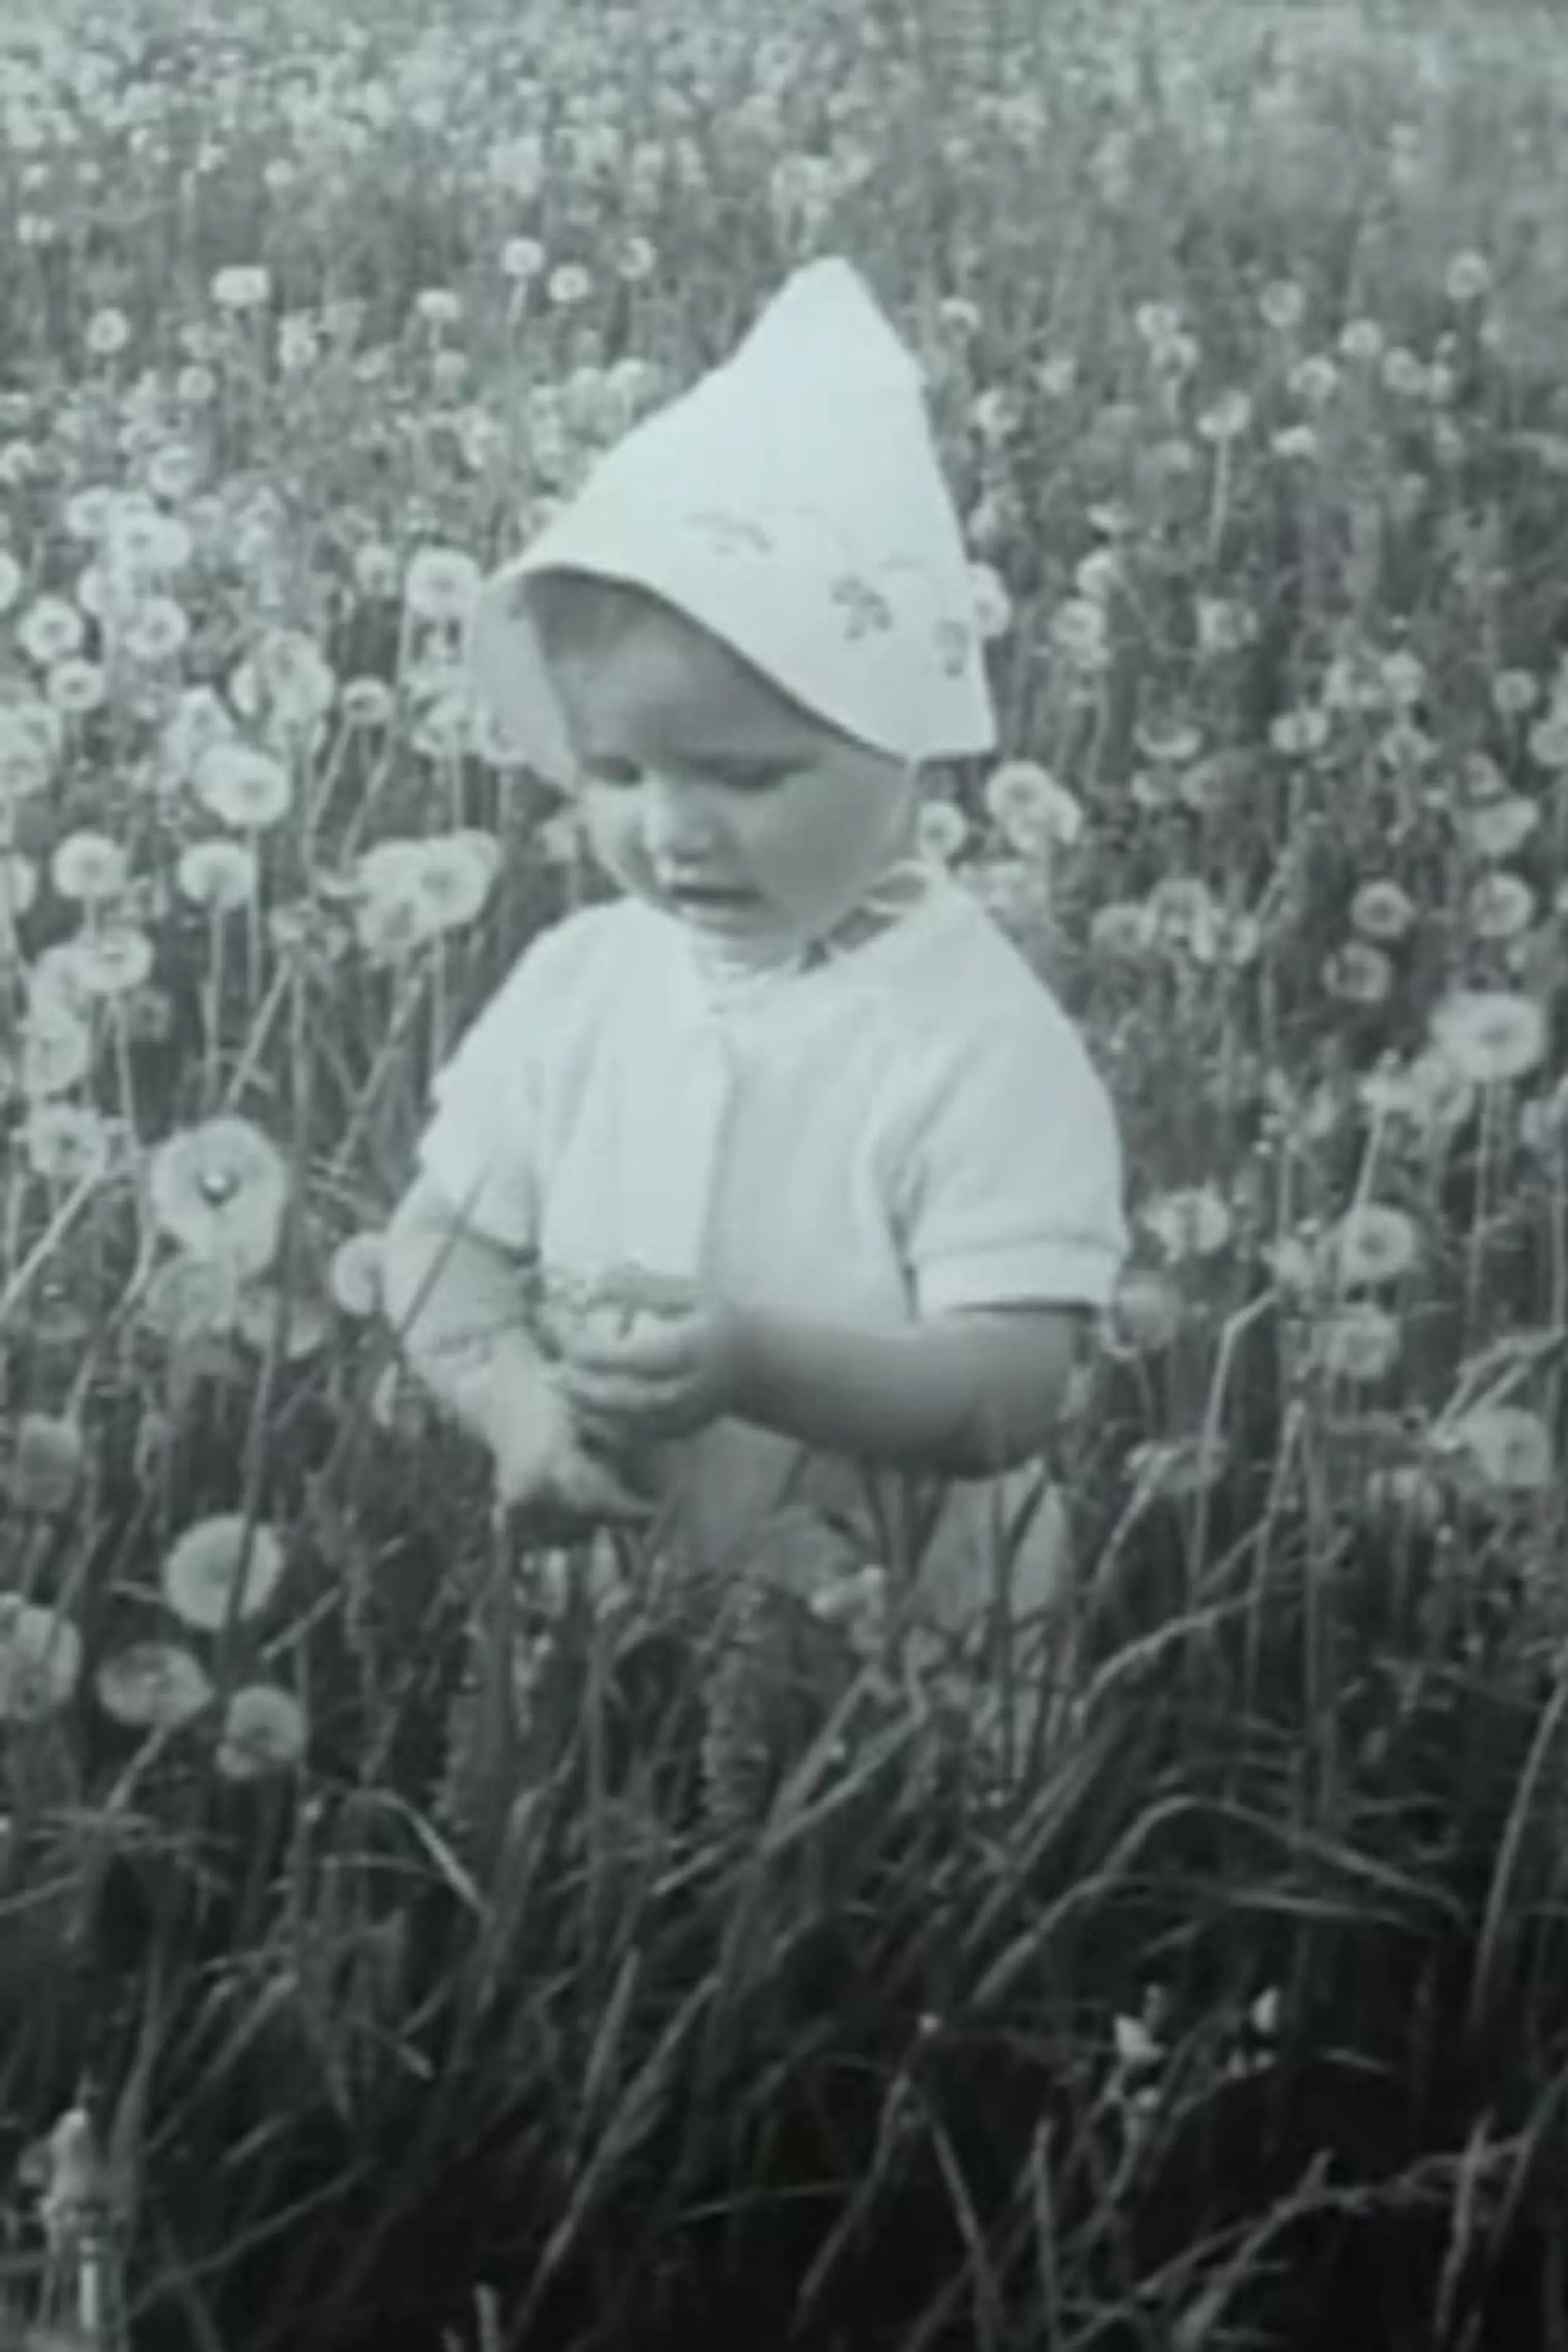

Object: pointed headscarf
[467,255,998,788]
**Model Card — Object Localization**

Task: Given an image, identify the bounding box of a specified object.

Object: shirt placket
[628,1005,738,1282]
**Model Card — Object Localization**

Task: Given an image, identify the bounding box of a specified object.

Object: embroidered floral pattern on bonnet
[678,503,973,672]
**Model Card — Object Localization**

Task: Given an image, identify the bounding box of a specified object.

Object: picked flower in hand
[556,1262,751,1444]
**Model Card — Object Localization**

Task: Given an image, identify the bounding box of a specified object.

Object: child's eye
[725,764,796,791]
[583,758,796,792]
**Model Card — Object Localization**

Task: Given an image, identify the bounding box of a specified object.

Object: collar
[652,862,962,1027]
[687,858,935,1009]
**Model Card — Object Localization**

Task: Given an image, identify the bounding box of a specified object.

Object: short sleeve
[413,922,574,1252]
[893,994,1128,1316]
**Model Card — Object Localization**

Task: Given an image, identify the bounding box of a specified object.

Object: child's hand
[488,1370,657,1532]
[556,1264,750,1444]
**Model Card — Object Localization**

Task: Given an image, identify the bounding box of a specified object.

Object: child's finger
[562,1376,673,1434]
[557,1355,649,1407]
[563,1322,694,1379]
[580,1265,699,1320]
[562,1390,644,1447]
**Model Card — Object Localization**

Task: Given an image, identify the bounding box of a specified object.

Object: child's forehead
[549,595,829,761]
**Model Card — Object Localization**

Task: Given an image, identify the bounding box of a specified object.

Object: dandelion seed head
[500,235,547,282]
[1289,355,1339,404]
[1090,900,1158,960]
[1463,795,1539,862]
[17,596,85,668]
[1139,1184,1232,1262]
[147,1116,288,1274]
[216,1684,307,1777]
[968,562,1013,641]
[177,839,258,913]
[192,742,292,831]
[1259,279,1306,333]
[916,797,968,867]
[1110,1267,1185,1352]
[6,1414,85,1513]
[84,305,130,358]
[211,263,271,312]
[1312,1303,1401,1384]
[1528,714,1568,770]
[0,1600,81,1721]
[161,1514,285,1632]
[1320,1203,1420,1289]
[50,831,127,904]
[1196,388,1253,442]
[983,760,1081,854]
[404,544,482,625]
[1441,1404,1552,1494]
[1351,880,1416,942]
[1269,706,1331,757]
[1467,870,1535,941]
[18,997,92,1098]
[1430,988,1546,1085]
[1444,250,1494,305]
[547,262,594,309]
[328,1231,385,1318]
[22,1103,113,1188]
[95,1642,213,1730]
[1324,941,1393,1006]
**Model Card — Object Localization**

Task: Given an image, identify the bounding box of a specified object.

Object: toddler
[381,257,1129,1659]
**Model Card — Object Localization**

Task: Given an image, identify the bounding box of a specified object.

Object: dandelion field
[7,0,1568,2344]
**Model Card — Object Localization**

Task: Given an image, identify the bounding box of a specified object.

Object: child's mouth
[666,882,760,914]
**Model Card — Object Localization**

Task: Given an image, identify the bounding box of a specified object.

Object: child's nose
[639,770,725,860]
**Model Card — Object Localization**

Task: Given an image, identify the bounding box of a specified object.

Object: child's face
[546,595,920,945]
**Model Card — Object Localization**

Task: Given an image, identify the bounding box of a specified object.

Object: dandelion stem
[1343,1098,1390,1272]
[244,824,261,1010]
[338,742,396,864]
[302,717,353,853]
[327,960,431,1184]
[222,962,292,1115]
[205,906,224,1112]
[1206,438,1230,566]
[1464,1081,1497,1347]
[1547,1146,1567,1572]
[1191,1289,1275,1591]
[0,1170,102,1329]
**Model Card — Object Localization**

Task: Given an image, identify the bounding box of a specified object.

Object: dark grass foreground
[6,1402,1568,2352]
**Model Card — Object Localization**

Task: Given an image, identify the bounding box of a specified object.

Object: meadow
[4,0,1568,2343]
